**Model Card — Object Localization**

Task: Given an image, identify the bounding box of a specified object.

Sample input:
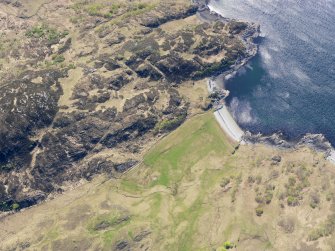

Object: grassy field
[1,113,335,250]
[132,112,234,250]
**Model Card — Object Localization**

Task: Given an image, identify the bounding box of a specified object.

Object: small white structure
[214,106,245,143]
[208,79,245,143]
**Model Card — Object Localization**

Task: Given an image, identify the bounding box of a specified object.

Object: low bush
[154,114,186,133]
[308,214,335,241]
[247,175,255,184]
[220,177,230,188]
[264,192,273,204]
[26,24,68,41]
[223,241,234,249]
[194,59,232,78]
[326,192,333,202]
[309,192,320,209]
[52,55,65,64]
[255,206,264,216]
[255,193,264,204]
[288,176,296,186]
[287,196,299,207]
[11,203,20,210]
[278,217,295,233]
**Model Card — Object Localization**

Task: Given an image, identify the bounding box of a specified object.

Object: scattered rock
[115,240,130,251]
[133,230,151,242]
[271,155,282,165]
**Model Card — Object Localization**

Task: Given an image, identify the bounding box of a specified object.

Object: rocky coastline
[203,0,335,163]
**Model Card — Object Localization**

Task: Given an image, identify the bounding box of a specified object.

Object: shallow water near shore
[210,0,335,145]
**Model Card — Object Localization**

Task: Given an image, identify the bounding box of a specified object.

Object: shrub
[307,214,335,241]
[11,203,20,210]
[266,184,275,191]
[269,170,279,179]
[52,55,65,64]
[255,193,263,204]
[220,177,230,188]
[194,59,232,78]
[310,192,320,209]
[81,3,122,18]
[288,176,296,186]
[308,229,325,241]
[286,163,295,174]
[263,184,275,204]
[26,26,45,38]
[223,241,234,249]
[26,24,68,41]
[0,202,10,211]
[255,175,262,184]
[68,63,76,69]
[326,192,333,202]
[278,217,295,233]
[278,191,285,200]
[0,162,14,171]
[231,187,238,203]
[264,192,273,204]
[154,114,186,133]
[255,206,264,216]
[295,166,310,181]
[247,175,255,184]
[85,3,104,16]
[136,3,148,9]
[287,196,299,206]
[235,174,242,184]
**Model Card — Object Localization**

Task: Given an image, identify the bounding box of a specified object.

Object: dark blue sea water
[209,0,335,144]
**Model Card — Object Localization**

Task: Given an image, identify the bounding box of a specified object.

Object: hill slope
[1,113,335,250]
[0,0,258,210]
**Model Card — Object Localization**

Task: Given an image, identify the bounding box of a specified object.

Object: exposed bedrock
[0,0,258,211]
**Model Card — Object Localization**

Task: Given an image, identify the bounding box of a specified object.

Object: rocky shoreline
[203,0,335,163]
[196,0,260,70]
[243,131,335,164]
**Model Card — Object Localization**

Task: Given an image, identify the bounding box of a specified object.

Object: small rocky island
[0,0,258,210]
